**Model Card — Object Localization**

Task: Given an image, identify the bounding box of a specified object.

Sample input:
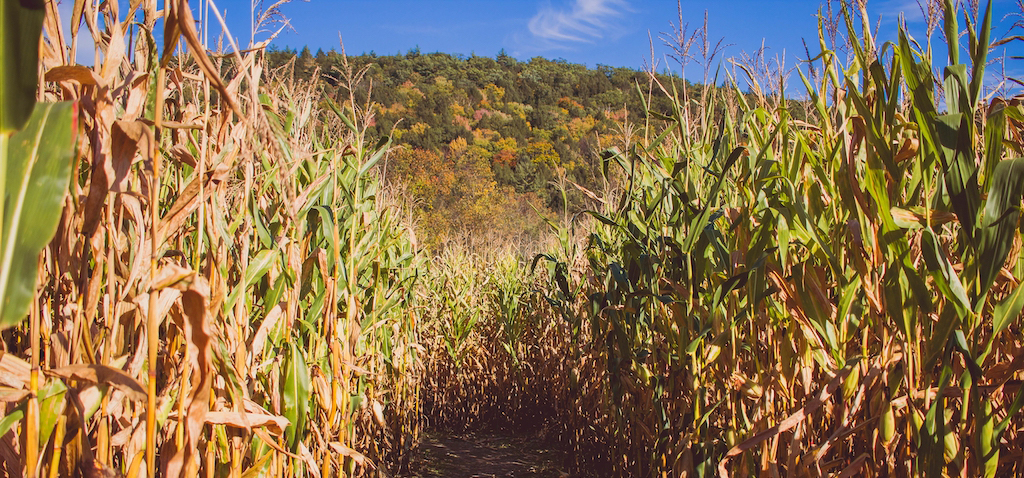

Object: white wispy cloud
[527,0,631,45]
[873,0,928,24]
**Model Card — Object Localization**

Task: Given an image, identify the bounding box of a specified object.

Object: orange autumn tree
[385,144,545,252]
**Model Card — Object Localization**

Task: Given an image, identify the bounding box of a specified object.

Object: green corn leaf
[942,0,960,65]
[0,0,45,133]
[264,273,290,312]
[924,305,959,368]
[993,280,1024,338]
[0,102,76,328]
[0,404,24,439]
[357,137,390,177]
[836,275,861,329]
[282,340,310,451]
[885,273,907,337]
[918,363,953,475]
[969,0,994,107]
[777,208,791,270]
[934,113,980,247]
[38,378,68,451]
[681,147,743,253]
[976,158,1024,301]
[983,103,1006,191]
[252,197,272,249]
[943,65,973,120]
[223,249,279,314]
[585,210,618,228]
[921,230,972,319]
[883,55,904,126]
[325,97,358,134]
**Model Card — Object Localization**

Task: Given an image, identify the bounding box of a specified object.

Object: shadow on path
[405,430,568,478]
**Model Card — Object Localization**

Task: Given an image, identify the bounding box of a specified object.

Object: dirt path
[405,430,568,478]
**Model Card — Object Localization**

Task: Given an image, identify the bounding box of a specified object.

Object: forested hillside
[265,48,723,250]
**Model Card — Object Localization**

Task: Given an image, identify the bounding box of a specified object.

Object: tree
[298,46,314,80]
[258,48,725,243]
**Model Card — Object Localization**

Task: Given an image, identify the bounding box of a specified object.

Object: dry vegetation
[0,0,1023,477]
[4,0,420,476]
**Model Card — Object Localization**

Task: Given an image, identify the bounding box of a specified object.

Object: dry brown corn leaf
[82,94,118,241]
[894,137,920,163]
[890,207,958,229]
[46,364,146,403]
[99,18,125,82]
[250,304,284,366]
[0,387,29,403]
[158,158,235,243]
[44,65,103,86]
[163,274,214,478]
[110,120,153,192]
[152,261,196,290]
[70,0,86,38]
[42,0,67,66]
[717,363,866,477]
[329,442,376,470]
[162,0,241,116]
[167,144,197,168]
[119,72,150,121]
[836,454,870,478]
[200,412,289,435]
[0,352,31,389]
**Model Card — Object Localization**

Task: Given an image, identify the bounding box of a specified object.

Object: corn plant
[518,0,1024,476]
[0,1,424,477]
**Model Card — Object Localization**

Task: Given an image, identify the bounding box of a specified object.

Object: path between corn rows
[404,430,568,478]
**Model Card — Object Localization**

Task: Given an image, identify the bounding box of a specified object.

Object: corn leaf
[37,378,67,452]
[921,230,972,319]
[976,158,1024,299]
[0,102,76,328]
[934,113,980,247]
[993,281,1024,338]
[0,0,44,133]
[282,340,310,451]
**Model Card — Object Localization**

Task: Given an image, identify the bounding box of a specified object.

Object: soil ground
[404,430,569,478]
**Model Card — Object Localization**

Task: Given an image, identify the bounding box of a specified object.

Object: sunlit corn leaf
[223,249,279,314]
[934,113,980,248]
[37,378,67,453]
[968,0,994,108]
[976,158,1024,300]
[983,102,1006,190]
[0,102,76,328]
[993,281,1024,339]
[0,403,24,439]
[283,340,310,451]
[966,395,996,477]
[921,230,972,319]
[46,364,146,403]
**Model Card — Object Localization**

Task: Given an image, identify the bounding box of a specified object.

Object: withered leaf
[201,411,289,435]
[161,0,241,116]
[0,352,31,389]
[46,364,146,403]
[329,442,376,470]
[110,120,153,192]
[45,65,103,86]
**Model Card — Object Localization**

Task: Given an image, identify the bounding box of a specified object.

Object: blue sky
[59,0,1023,91]
[219,0,1022,88]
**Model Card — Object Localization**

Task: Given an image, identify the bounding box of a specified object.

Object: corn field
[1,0,1023,477]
